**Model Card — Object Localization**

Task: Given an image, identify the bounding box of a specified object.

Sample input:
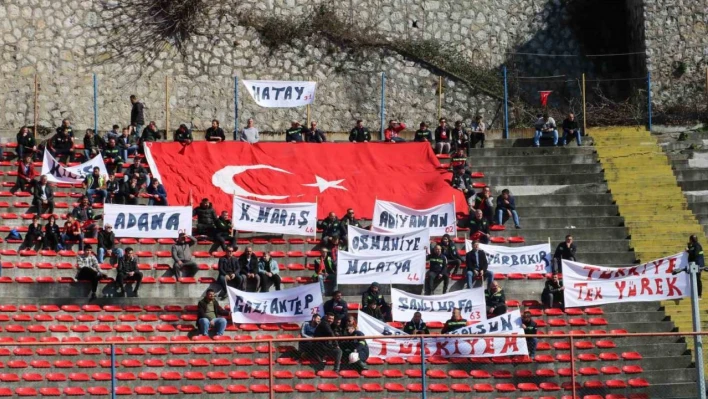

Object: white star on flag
[302,175,348,193]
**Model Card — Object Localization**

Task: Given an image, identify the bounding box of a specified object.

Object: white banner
[357,311,422,358]
[233,196,317,236]
[103,204,193,238]
[242,80,316,108]
[391,288,487,323]
[372,200,456,237]
[41,149,109,183]
[348,225,429,254]
[465,241,552,274]
[227,283,323,324]
[563,253,690,308]
[142,142,161,183]
[337,250,427,285]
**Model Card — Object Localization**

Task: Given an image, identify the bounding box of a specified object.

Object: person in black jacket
[441,308,466,334]
[340,320,369,370]
[413,122,433,143]
[434,117,452,154]
[32,175,54,215]
[521,311,538,359]
[117,127,138,162]
[116,176,141,205]
[72,196,98,238]
[174,124,193,145]
[97,224,123,264]
[130,95,145,138]
[285,121,305,143]
[339,208,360,242]
[212,211,236,253]
[542,273,565,309]
[19,215,43,251]
[361,282,390,321]
[440,234,464,274]
[687,234,705,298]
[43,215,62,251]
[425,245,449,295]
[468,209,490,244]
[553,235,577,273]
[305,121,327,143]
[83,129,104,161]
[115,247,142,297]
[238,247,260,292]
[485,281,507,316]
[193,198,218,237]
[323,291,348,328]
[197,289,229,336]
[313,313,343,371]
[561,113,582,146]
[205,119,225,142]
[348,120,371,143]
[465,240,492,289]
[15,126,37,160]
[139,121,161,150]
[217,247,241,299]
[496,189,521,229]
[318,212,342,245]
[125,156,150,187]
[49,127,74,162]
[403,312,430,335]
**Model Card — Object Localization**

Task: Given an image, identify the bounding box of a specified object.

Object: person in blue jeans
[496,189,521,229]
[521,311,538,359]
[83,167,107,205]
[533,113,558,147]
[465,240,493,289]
[561,113,582,146]
[196,289,229,336]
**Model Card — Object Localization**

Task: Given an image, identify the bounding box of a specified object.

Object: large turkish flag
[145,142,467,219]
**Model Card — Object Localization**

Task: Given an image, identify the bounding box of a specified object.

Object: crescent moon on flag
[211,165,293,200]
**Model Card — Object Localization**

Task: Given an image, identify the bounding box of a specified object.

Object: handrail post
[93,73,98,135]
[379,72,386,141]
[503,65,509,139]
[110,343,116,399]
[234,76,239,141]
[647,71,652,132]
[268,339,274,399]
[569,334,577,399]
[419,336,427,399]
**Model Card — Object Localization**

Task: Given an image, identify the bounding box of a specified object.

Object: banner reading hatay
[242,80,316,108]
[144,142,466,219]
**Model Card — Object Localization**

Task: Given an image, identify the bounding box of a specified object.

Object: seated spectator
[314,248,337,294]
[349,120,371,143]
[140,121,162,145]
[299,314,321,354]
[172,232,198,278]
[19,215,43,251]
[362,300,384,321]
[72,196,99,238]
[313,312,343,372]
[323,290,348,329]
[340,320,369,371]
[441,308,466,334]
[104,124,121,143]
[361,282,391,321]
[534,113,559,147]
[56,119,75,137]
[562,113,582,146]
[451,169,473,204]
[32,175,54,215]
[450,148,468,175]
[465,240,492,288]
[521,311,538,359]
[146,179,168,206]
[197,289,229,336]
[174,124,193,144]
[553,235,576,273]
[205,119,225,142]
[117,127,138,162]
[404,312,430,335]
[485,281,507,317]
[468,209,490,244]
[238,246,261,292]
[470,115,486,148]
[11,154,36,194]
[116,247,142,297]
[97,224,123,264]
[193,198,217,237]
[318,212,342,245]
[496,189,521,229]
[48,127,74,163]
[440,234,463,274]
[83,129,104,161]
[74,244,104,299]
[125,156,149,187]
[216,246,241,299]
[434,117,452,154]
[305,120,327,143]
[542,273,565,309]
[83,167,107,205]
[240,118,259,143]
[414,122,433,143]
[43,215,62,251]
[425,245,449,295]
[117,175,140,205]
[384,119,406,143]
[212,210,236,253]
[62,214,84,251]
[339,208,360,242]
[258,252,281,292]
[102,138,123,175]
[451,121,469,152]
[473,186,494,224]
[15,126,37,160]
[105,173,121,204]
[285,120,305,143]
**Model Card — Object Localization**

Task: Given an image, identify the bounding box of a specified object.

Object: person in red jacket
[62,214,84,251]
[384,119,406,143]
[11,154,36,194]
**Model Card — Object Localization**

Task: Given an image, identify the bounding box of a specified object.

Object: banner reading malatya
[391,287,486,323]
[337,250,427,285]
[227,283,323,324]
[233,196,317,236]
[562,252,690,308]
[242,80,316,108]
[348,225,429,254]
[465,241,552,274]
[103,204,193,238]
[41,149,109,183]
[371,199,456,237]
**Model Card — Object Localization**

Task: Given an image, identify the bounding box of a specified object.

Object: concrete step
[519,216,625,229]
[484,173,605,186]
[475,164,604,175]
[472,154,599,166]
[514,206,619,218]
[679,180,708,191]
[469,147,596,158]
[673,169,708,182]
[515,194,613,207]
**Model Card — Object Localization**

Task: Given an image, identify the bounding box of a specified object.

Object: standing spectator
[534,113,559,147]
[115,247,142,297]
[117,127,138,162]
[74,244,104,299]
[465,240,492,288]
[553,235,576,273]
[11,154,36,194]
[83,167,107,205]
[196,289,229,336]
[485,281,507,316]
[130,95,145,137]
[102,138,123,175]
[468,209,490,244]
[238,246,260,292]
[451,121,469,152]
[318,212,342,245]
[440,234,463,274]
[349,120,371,143]
[146,179,168,206]
[212,211,236,253]
[414,122,433,143]
[323,291,348,328]
[434,118,452,154]
[15,126,37,160]
[19,215,43,251]
[43,215,62,251]
[441,308,466,334]
[172,232,198,278]
[48,127,74,163]
[205,119,225,142]
[83,129,104,161]
[72,196,99,238]
[125,156,149,187]
[562,113,582,146]
[32,175,54,215]
[340,320,369,371]
[97,224,123,264]
[314,248,336,294]
[403,312,430,335]
[62,214,84,251]
[687,234,704,299]
[300,314,321,355]
[306,121,327,143]
[384,119,406,143]
[339,208,360,242]
[313,313,343,372]
[521,311,538,359]
[240,118,260,143]
[174,124,193,144]
[496,189,521,229]
[193,198,218,237]
[285,120,305,143]
[140,121,161,145]
[258,252,281,292]
[474,186,494,224]
[216,246,241,299]
[56,119,75,137]
[542,273,565,309]
[425,245,449,295]
[104,124,121,143]
[361,282,391,321]
[470,115,486,148]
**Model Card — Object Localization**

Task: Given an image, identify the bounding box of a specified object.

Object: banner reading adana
[103,204,193,238]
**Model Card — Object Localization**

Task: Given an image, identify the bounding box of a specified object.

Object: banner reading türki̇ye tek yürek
[233,196,317,236]
[372,199,456,237]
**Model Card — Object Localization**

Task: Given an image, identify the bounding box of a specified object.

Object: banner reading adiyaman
[391,287,487,323]
[465,241,552,274]
[563,253,690,308]
[348,225,429,254]
[227,283,323,324]
[233,196,317,236]
[41,149,109,183]
[103,204,193,238]
[242,80,316,108]
[372,200,456,237]
[337,250,427,285]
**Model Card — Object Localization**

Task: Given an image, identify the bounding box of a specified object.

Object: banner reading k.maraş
[562,252,690,308]
[227,283,324,324]
[465,241,552,274]
[347,225,429,254]
[391,288,486,323]
[242,80,316,108]
[337,250,427,285]
[41,149,109,184]
[103,204,193,239]
[233,196,317,236]
[372,199,456,237]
